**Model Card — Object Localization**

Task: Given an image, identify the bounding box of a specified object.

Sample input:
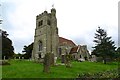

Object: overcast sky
[0,0,119,54]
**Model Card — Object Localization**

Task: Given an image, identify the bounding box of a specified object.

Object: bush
[77,69,119,78]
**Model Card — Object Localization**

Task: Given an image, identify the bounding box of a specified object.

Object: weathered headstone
[61,54,66,63]
[91,55,97,62]
[14,57,16,60]
[54,57,57,64]
[4,56,5,60]
[22,57,24,59]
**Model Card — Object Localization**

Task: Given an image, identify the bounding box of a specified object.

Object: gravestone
[29,58,32,61]
[19,57,20,59]
[91,55,97,62]
[54,57,57,64]
[14,57,16,60]
[61,54,66,63]
[4,56,5,60]
[22,57,24,59]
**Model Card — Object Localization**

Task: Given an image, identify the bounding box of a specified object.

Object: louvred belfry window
[38,20,43,26]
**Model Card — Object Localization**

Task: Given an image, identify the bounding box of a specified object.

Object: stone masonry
[32,8,59,60]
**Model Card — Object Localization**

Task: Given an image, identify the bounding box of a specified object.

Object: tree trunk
[50,53,54,66]
[43,53,55,73]
[43,53,51,73]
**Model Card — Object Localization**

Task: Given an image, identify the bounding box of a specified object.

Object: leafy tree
[92,27,116,64]
[1,29,14,59]
[22,42,33,59]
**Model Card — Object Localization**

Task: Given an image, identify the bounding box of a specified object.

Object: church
[32,8,90,61]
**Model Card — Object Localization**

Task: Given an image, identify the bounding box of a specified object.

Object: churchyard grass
[2,60,118,78]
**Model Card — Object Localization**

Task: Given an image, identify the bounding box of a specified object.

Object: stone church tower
[32,8,59,60]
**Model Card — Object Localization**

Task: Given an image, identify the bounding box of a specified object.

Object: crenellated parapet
[36,8,56,20]
[36,11,49,20]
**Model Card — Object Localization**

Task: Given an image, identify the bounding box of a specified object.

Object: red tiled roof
[70,45,80,54]
[70,46,78,54]
[59,37,76,46]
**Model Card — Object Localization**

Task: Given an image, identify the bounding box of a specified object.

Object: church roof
[59,37,76,46]
[69,45,80,54]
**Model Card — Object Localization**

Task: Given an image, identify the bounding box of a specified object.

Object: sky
[0,0,119,54]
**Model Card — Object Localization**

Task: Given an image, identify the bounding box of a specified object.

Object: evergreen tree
[92,27,116,64]
[22,42,33,59]
[1,29,14,59]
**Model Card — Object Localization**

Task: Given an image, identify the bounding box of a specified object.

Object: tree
[92,27,116,64]
[43,53,51,73]
[1,29,14,59]
[22,42,33,59]
[43,52,55,73]
[13,53,24,59]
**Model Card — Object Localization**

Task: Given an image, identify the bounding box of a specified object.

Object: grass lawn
[2,60,118,78]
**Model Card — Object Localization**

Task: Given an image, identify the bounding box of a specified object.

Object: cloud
[2,0,119,53]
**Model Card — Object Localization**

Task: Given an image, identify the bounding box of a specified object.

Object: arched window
[39,41,42,51]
